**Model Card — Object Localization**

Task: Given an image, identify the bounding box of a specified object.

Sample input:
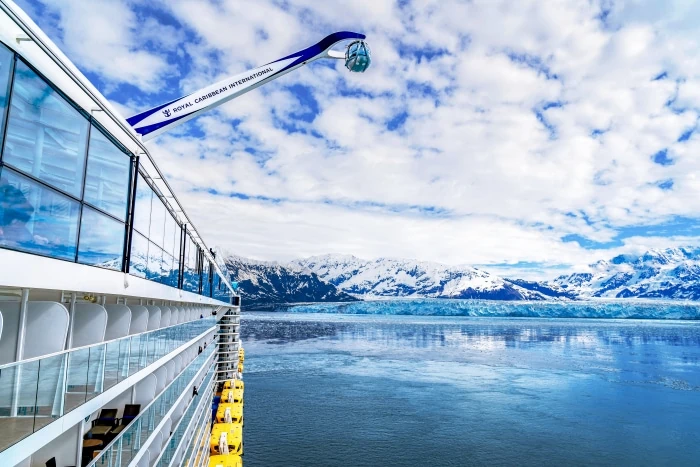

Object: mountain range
[290,255,567,300]
[225,247,700,308]
[550,247,700,300]
[224,256,358,309]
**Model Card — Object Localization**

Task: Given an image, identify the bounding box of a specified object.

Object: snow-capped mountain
[224,247,700,307]
[550,247,700,300]
[290,255,565,301]
[225,256,358,309]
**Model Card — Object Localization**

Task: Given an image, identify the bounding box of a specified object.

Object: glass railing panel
[128,334,145,376]
[159,328,170,359]
[107,438,122,467]
[152,330,164,361]
[0,360,40,451]
[146,332,158,365]
[138,408,154,450]
[118,338,130,383]
[103,340,120,390]
[115,420,138,466]
[86,344,105,401]
[64,347,90,412]
[33,353,65,432]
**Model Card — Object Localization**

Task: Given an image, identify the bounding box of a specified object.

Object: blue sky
[16,0,700,279]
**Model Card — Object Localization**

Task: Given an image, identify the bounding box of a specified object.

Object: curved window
[77,206,124,269]
[3,61,88,198]
[83,125,131,220]
[0,166,79,260]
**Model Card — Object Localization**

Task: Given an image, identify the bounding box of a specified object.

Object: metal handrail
[0,315,216,369]
[0,0,234,294]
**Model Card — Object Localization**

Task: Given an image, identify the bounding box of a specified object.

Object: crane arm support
[127,31,366,141]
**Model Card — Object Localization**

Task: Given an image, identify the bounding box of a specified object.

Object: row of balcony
[87,346,217,467]
[0,315,217,453]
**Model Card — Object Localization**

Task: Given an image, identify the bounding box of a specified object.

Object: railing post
[96,344,106,393]
[10,288,30,416]
[116,433,124,465]
[53,352,69,417]
[124,336,132,380]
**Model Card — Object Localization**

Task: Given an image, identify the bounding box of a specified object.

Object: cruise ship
[0,1,243,466]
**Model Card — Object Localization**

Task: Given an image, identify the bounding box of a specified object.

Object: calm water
[240,313,700,466]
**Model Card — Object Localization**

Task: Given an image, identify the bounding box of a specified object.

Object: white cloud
[31,0,178,92]
[21,0,700,278]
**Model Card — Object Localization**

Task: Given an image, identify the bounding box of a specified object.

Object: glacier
[279,299,700,320]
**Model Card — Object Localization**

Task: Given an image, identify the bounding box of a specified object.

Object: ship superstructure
[0,1,240,465]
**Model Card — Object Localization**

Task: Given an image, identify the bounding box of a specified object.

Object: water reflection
[241,314,700,466]
[242,314,700,388]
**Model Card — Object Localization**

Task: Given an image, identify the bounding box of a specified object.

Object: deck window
[0,166,79,260]
[83,125,131,220]
[133,173,152,237]
[130,170,184,286]
[183,236,199,293]
[3,61,88,198]
[77,205,124,269]
[147,241,163,281]
[162,251,175,286]
[172,255,181,288]
[129,230,149,278]
[149,195,166,248]
[163,208,176,257]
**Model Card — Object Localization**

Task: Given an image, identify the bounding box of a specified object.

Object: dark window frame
[0,44,16,161]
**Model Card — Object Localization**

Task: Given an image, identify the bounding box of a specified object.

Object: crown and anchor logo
[162,108,171,117]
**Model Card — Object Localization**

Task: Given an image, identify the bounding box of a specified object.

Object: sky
[15,0,700,279]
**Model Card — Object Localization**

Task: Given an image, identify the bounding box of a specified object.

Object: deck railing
[0,317,216,452]
[153,358,216,467]
[87,345,216,467]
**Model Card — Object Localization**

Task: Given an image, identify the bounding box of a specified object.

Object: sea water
[240,311,700,466]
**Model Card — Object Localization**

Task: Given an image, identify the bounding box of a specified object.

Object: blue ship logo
[162,109,171,117]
